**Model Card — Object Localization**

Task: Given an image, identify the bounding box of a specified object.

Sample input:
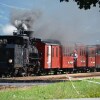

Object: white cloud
[2,24,17,35]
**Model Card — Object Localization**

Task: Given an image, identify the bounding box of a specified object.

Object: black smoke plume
[10,9,42,31]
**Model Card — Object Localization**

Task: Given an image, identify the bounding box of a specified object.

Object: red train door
[87,46,96,69]
[51,45,60,69]
[74,45,86,68]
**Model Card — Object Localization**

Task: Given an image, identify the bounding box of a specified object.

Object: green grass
[0,79,100,100]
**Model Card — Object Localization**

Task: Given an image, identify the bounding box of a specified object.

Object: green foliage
[60,0,100,10]
[0,79,100,100]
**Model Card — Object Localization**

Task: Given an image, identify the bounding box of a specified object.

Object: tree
[60,0,100,10]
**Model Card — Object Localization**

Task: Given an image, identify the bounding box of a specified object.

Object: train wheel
[94,68,96,72]
[17,68,25,77]
[35,68,41,76]
[13,69,19,77]
[54,71,57,75]
[45,70,49,75]
[33,67,41,76]
[90,68,95,72]
[61,71,64,74]
[73,69,77,73]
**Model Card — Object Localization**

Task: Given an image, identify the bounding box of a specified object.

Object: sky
[0,0,100,45]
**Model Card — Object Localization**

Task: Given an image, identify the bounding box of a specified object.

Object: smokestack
[23,30,34,38]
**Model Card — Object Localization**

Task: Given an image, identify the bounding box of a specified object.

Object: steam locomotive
[0,30,41,76]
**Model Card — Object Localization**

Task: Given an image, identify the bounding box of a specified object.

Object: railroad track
[0,72,100,89]
[0,72,100,82]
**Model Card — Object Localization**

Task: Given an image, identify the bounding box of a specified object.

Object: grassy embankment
[0,79,100,100]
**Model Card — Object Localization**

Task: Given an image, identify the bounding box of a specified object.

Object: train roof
[31,38,61,45]
[42,39,61,45]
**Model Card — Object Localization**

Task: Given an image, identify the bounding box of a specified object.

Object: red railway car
[32,38,100,75]
[61,46,74,73]
[95,45,100,71]
[86,45,96,72]
[74,44,87,72]
[34,39,61,74]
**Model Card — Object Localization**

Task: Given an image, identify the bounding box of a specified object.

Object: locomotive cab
[28,45,40,66]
